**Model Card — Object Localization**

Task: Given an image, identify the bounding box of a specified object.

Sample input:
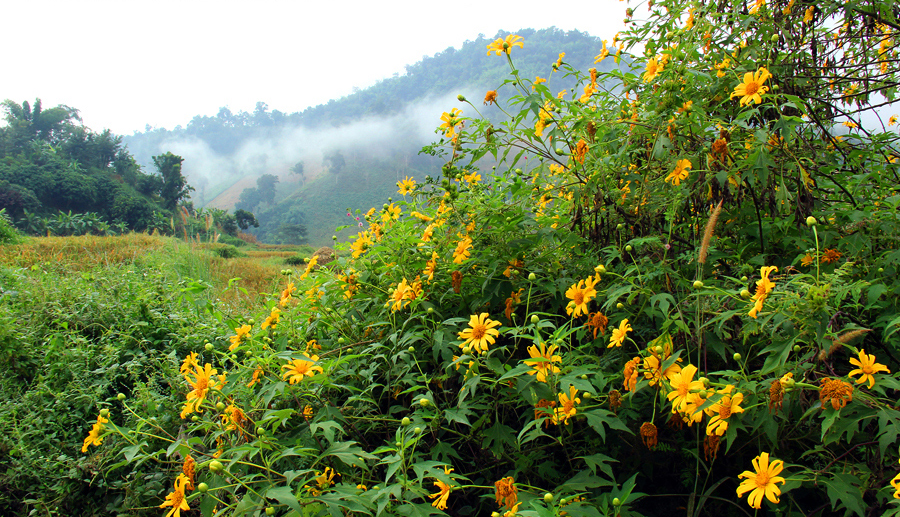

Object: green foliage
[9,4,900,517]
[0,209,18,243]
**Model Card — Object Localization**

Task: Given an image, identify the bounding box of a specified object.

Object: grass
[0,233,288,312]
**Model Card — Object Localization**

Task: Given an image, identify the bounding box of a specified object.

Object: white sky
[2,0,631,135]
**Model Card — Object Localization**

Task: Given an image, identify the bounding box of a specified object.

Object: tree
[290,161,305,182]
[237,187,262,211]
[234,209,259,231]
[273,223,307,244]
[256,174,279,205]
[152,152,194,211]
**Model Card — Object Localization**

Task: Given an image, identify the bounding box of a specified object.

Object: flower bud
[740,289,751,299]
[612,497,622,506]
[806,216,817,227]
[543,493,554,503]
[733,353,742,361]
[419,398,430,407]
[401,417,411,426]
[531,315,540,324]
[117,393,126,401]
[528,272,537,281]
[209,460,224,473]
[457,94,466,102]
[693,280,704,288]
[198,482,209,493]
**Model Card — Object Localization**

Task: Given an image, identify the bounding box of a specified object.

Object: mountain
[123,27,617,245]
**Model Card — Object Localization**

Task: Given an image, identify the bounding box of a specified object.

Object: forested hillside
[123,28,618,245]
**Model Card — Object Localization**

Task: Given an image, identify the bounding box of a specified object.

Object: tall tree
[152,152,193,210]
[256,174,279,205]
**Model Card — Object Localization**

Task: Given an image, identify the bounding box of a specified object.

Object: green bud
[616,302,625,309]
[408,346,415,353]
[740,289,751,299]
[625,245,633,252]
[583,392,592,399]
[612,497,622,506]
[198,482,209,493]
[693,280,704,289]
[216,402,226,411]
[457,94,466,102]
[531,314,540,324]
[419,399,430,407]
[792,344,802,353]
[427,307,434,314]
[528,272,537,281]
[580,374,589,380]
[204,342,214,351]
[338,337,346,344]
[209,460,224,473]
[616,223,624,230]
[247,319,255,326]
[733,353,742,361]
[401,417,411,426]
[117,393,126,401]
[544,493,554,503]
[257,427,265,435]
[266,507,276,516]
[414,427,422,434]
[99,408,110,418]
[191,415,199,422]
[332,235,338,240]
[806,216,817,227]
[770,33,780,43]
[740,276,748,282]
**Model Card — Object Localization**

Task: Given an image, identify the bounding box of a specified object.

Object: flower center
[574,291,585,305]
[755,470,771,488]
[196,378,209,390]
[471,324,486,340]
[719,403,733,419]
[745,82,760,95]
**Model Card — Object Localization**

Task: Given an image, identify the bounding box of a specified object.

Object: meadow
[4,0,900,516]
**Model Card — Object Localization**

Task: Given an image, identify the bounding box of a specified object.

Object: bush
[0,209,18,243]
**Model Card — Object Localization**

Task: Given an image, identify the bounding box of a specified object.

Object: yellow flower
[730,67,772,106]
[574,139,589,164]
[262,306,281,330]
[705,385,744,436]
[800,253,814,267]
[463,171,482,185]
[594,40,609,63]
[848,349,891,388]
[736,452,786,509]
[386,278,412,312]
[665,159,692,186]
[81,412,109,452]
[484,90,498,105]
[782,0,794,14]
[556,52,565,68]
[423,252,439,282]
[428,466,454,510]
[524,342,562,382]
[439,108,463,138]
[553,385,581,425]
[643,56,663,83]
[316,467,336,489]
[221,404,247,435]
[749,0,764,14]
[452,235,473,264]
[820,377,854,410]
[623,357,641,392]
[608,319,633,348]
[458,313,502,354]
[350,231,373,259]
[300,255,318,280]
[229,324,252,351]
[803,6,814,23]
[159,473,191,517]
[565,277,598,317]
[494,476,518,510]
[749,266,777,318]
[532,76,546,90]
[890,115,898,126]
[281,355,323,384]
[487,34,524,56]
[180,363,226,419]
[397,176,416,195]
[821,248,842,264]
[643,355,681,386]
[279,282,295,307]
[180,351,200,377]
[667,364,703,413]
[246,367,263,387]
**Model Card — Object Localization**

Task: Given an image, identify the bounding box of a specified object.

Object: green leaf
[266,486,304,514]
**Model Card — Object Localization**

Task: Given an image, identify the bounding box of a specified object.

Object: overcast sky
[2,0,632,135]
